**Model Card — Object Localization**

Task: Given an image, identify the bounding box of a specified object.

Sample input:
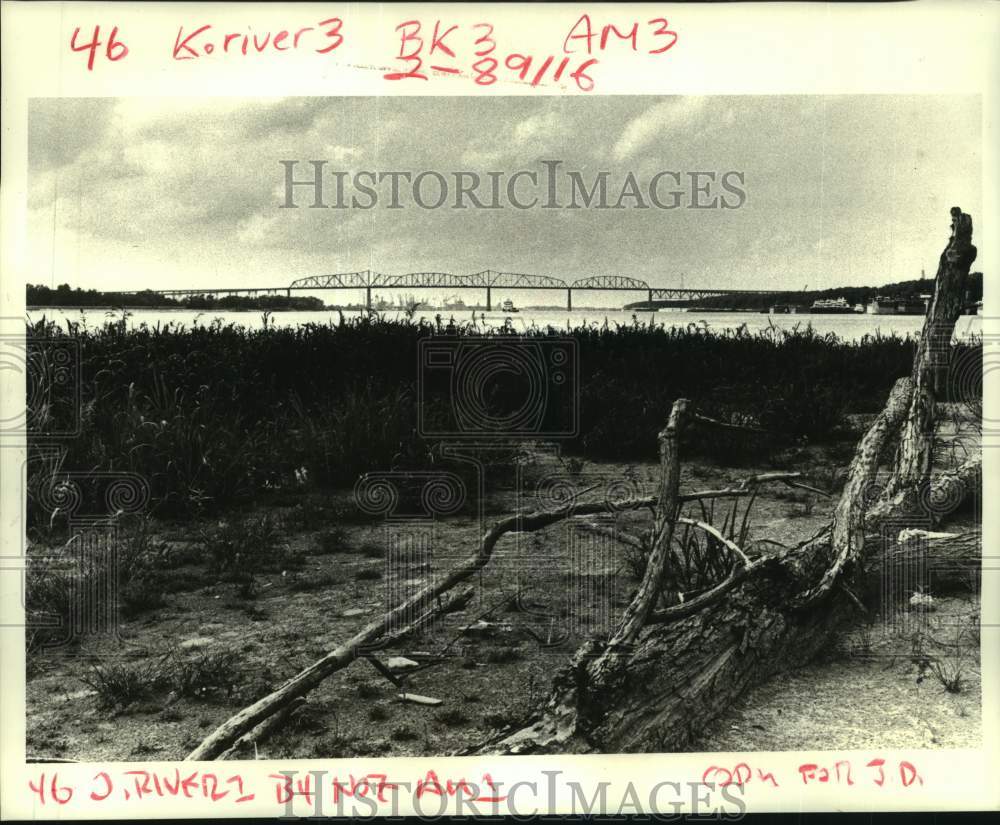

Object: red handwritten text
[701,759,925,791]
[28,770,254,806]
[383,19,599,90]
[70,25,129,71]
[172,18,343,60]
[562,14,678,55]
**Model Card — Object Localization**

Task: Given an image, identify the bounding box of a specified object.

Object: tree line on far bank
[697,273,983,311]
[26,284,326,312]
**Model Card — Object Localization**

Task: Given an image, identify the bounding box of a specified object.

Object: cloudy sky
[27,95,980,300]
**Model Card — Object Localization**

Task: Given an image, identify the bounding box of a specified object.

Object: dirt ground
[25,425,982,761]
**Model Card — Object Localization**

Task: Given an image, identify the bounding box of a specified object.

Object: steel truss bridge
[138,270,783,311]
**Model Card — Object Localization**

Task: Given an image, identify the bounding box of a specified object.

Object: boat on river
[809,297,855,314]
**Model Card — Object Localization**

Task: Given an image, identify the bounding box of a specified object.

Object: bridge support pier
[648,289,653,305]
[567,289,572,311]
[486,287,491,312]
[366,286,372,311]
[286,288,291,298]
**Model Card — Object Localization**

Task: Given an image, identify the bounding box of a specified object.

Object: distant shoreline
[25,305,359,312]
[26,304,635,313]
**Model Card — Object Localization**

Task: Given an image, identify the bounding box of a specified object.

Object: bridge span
[129,270,783,311]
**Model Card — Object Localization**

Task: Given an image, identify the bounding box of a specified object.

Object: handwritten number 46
[71,26,129,70]
[28,772,74,805]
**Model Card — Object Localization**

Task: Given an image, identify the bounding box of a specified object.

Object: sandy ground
[25,430,982,761]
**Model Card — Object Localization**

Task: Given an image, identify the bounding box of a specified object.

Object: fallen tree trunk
[868,528,981,593]
[472,523,980,755]
[217,697,307,761]
[469,456,980,755]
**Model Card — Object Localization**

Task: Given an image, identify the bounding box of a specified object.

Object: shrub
[200,514,284,596]
[116,516,172,617]
[282,500,330,533]
[171,650,241,700]
[485,645,523,665]
[358,541,384,560]
[435,708,470,727]
[356,682,381,699]
[788,499,818,518]
[911,619,978,695]
[25,547,76,651]
[481,711,523,731]
[391,725,418,742]
[622,541,650,581]
[80,658,169,710]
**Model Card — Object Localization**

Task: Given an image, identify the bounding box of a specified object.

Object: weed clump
[80,659,168,711]
[200,514,286,597]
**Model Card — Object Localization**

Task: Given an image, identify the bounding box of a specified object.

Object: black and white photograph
[1,1,997,818]
[18,93,984,762]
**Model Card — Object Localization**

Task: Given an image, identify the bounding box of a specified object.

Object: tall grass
[25,315,979,521]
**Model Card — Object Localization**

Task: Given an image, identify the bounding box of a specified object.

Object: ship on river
[809,297,857,314]
[867,295,932,315]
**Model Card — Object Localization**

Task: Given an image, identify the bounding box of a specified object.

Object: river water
[26,307,983,342]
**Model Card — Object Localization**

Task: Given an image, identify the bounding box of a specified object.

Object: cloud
[461,106,570,166]
[512,111,562,144]
[237,98,330,139]
[612,98,709,161]
[459,147,502,167]
[23,96,982,293]
[235,212,276,245]
[28,99,117,171]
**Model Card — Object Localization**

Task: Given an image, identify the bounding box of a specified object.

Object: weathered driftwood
[373,585,475,649]
[468,422,979,755]
[867,528,981,593]
[886,209,976,499]
[217,697,307,761]
[189,209,981,762]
